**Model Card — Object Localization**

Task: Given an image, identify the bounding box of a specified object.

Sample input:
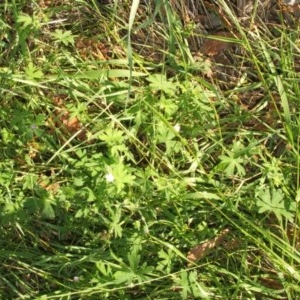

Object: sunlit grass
[0,0,300,299]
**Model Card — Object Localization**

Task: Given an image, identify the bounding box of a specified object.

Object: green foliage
[217,140,247,177]
[17,13,41,31]
[256,186,296,222]
[51,29,76,46]
[25,62,44,80]
[1,0,300,299]
[147,74,177,96]
[177,270,211,299]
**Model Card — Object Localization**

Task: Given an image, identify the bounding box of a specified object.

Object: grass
[1,0,300,299]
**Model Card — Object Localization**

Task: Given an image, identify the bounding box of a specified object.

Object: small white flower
[105,173,115,182]
[174,123,181,132]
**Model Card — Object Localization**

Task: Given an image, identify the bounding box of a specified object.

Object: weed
[1,0,300,299]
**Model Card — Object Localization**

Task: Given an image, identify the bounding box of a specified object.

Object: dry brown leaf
[48,112,86,142]
[259,277,283,290]
[48,95,87,142]
[200,31,240,58]
[76,37,110,60]
[187,228,230,263]
[60,114,87,141]
[223,237,241,251]
[203,58,213,78]
[38,175,60,194]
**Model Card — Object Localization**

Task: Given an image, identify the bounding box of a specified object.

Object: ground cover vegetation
[1,0,300,298]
